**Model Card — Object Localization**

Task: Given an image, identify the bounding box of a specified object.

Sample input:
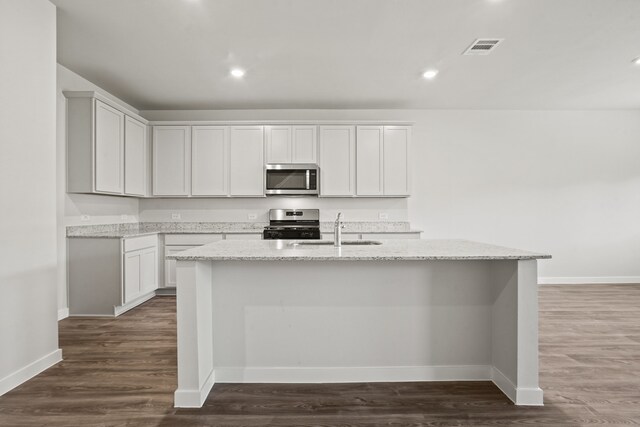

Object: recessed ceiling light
[422,69,439,80]
[230,68,246,78]
[633,57,640,65]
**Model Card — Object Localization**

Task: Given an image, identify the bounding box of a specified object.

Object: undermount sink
[289,240,382,247]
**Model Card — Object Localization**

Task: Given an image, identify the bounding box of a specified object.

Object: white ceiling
[52,0,640,110]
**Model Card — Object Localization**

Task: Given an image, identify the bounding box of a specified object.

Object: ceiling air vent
[463,39,504,55]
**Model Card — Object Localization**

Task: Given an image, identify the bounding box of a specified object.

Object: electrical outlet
[80,215,90,221]
[121,214,128,221]
[378,213,389,220]
[171,213,181,220]
[247,213,257,220]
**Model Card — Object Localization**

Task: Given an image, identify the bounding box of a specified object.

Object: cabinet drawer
[123,235,157,252]
[164,233,224,246]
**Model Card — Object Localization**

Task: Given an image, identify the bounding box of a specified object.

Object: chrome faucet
[334,212,345,247]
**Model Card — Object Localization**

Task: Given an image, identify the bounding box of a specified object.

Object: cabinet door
[140,248,158,294]
[94,100,124,194]
[383,126,411,196]
[192,126,228,196]
[164,245,197,288]
[153,126,191,196]
[356,126,383,196]
[229,126,264,196]
[265,126,291,163]
[292,126,317,163]
[124,116,147,196]
[319,126,355,196]
[123,251,142,304]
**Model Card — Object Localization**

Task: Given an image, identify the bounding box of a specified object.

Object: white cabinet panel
[94,100,124,194]
[229,126,264,196]
[265,126,291,164]
[153,126,191,196]
[292,126,317,163]
[319,126,355,196]
[192,126,228,196]
[124,117,146,196]
[140,248,158,294]
[356,126,384,196]
[164,245,197,288]
[383,126,411,196]
[123,251,141,304]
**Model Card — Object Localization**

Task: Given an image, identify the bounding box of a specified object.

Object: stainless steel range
[263,209,321,240]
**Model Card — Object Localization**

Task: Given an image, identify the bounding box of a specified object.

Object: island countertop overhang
[167,239,551,262]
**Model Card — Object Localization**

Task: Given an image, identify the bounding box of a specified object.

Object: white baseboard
[539,276,640,285]
[214,365,492,383]
[174,369,215,408]
[0,349,62,397]
[57,308,69,321]
[491,367,543,406]
[113,291,156,316]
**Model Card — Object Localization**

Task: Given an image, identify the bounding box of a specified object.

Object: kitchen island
[168,239,551,408]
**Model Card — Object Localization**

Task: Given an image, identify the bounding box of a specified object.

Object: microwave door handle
[306,170,310,190]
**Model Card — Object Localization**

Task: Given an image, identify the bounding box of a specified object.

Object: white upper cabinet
[355,125,410,197]
[94,100,124,194]
[356,126,384,196]
[318,126,356,196]
[265,125,317,164]
[191,126,229,196]
[292,126,317,163]
[124,116,147,196]
[229,126,265,196]
[153,126,191,196]
[65,92,148,197]
[383,126,411,196]
[265,126,292,163]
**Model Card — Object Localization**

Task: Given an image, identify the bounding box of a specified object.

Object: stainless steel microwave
[265,164,319,196]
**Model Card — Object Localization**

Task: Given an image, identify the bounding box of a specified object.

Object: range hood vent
[463,39,504,55]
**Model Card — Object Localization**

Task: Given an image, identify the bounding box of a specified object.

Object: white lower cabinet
[164,245,198,288]
[123,246,157,304]
[163,234,224,288]
[68,235,159,317]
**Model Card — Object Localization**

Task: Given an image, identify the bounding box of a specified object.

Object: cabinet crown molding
[63,91,148,125]
[149,120,414,126]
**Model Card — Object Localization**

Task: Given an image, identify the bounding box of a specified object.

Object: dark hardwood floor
[1,285,639,426]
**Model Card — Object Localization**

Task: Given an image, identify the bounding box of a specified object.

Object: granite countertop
[167,239,551,261]
[66,221,421,238]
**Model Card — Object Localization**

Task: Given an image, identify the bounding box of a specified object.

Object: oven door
[265,164,318,195]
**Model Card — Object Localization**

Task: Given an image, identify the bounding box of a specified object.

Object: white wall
[56,64,140,315]
[142,109,640,282]
[0,0,61,396]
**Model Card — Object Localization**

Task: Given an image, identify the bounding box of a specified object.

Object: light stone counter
[67,221,420,238]
[172,238,550,409]
[168,239,550,261]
